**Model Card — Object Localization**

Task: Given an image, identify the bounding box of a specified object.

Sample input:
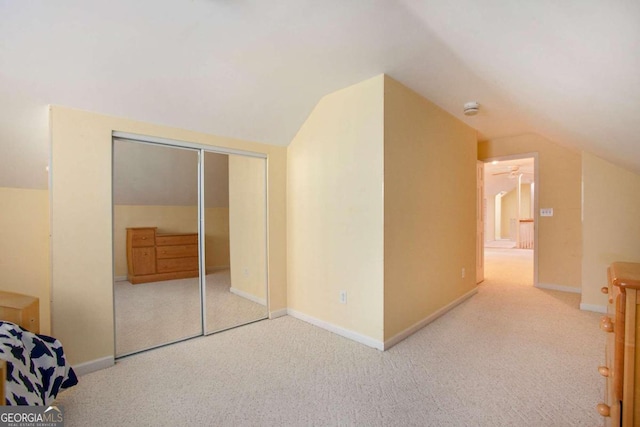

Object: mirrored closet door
[113,136,268,357]
[204,152,268,333]
[113,140,202,357]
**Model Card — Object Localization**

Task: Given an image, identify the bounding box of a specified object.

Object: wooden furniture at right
[126,227,199,284]
[598,262,640,426]
[0,291,40,334]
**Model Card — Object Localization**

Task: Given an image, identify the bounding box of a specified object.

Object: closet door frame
[112,131,269,354]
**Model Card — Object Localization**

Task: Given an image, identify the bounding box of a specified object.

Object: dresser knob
[142,237,147,239]
[601,286,609,294]
[598,366,610,377]
[597,403,611,417]
[600,316,614,333]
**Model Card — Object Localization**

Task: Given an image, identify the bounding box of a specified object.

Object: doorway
[112,135,268,357]
[481,154,537,285]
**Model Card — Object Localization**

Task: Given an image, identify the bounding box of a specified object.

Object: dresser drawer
[126,228,200,284]
[129,228,156,247]
[157,257,198,273]
[599,263,640,426]
[0,291,39,334]
[156,234,198,246]
[603,325,619,424]
[156,244,198,259]
[131,247,156,275]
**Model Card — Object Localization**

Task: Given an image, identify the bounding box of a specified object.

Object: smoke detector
[463,101,480,116]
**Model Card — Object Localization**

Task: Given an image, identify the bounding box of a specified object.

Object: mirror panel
[204,152,268,333]
[113,140,201,356]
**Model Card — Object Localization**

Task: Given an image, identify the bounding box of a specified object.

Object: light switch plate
[540,208,553,217]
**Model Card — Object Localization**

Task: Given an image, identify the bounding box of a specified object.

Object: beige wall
[582,152,640,308]
[50,105,287,365]
[228,155,267,302]
[486,194,496,242]
[204,208,231,271]
[501,189,517,239]
[383,76,478,340]
[287,75,385,342]
[500,184,532,239]
[478,134,582,289]
[0,187,51,334]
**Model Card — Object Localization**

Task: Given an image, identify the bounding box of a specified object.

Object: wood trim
[623,289,637,426]
[614,287,626,403]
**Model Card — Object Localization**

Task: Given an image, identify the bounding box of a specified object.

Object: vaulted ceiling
[1,0,639,189]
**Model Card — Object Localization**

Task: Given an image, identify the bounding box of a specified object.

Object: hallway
[484,247,533,287]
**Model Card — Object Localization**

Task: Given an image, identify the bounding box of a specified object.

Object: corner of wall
[382,78,478,340]
[286,75,385,343]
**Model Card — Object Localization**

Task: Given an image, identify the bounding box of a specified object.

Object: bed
[0,321,77,405]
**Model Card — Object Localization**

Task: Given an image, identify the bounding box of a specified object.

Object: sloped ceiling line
[1,0,639,190]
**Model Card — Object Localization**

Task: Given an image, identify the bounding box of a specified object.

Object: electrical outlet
[243,268,250,277]
[540,208,553,217]
[339,290,347,304]
[461,268,465,278]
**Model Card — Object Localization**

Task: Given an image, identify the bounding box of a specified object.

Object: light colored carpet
[115,269,267,356]
[484,239,517,249]
[60,249,604,426]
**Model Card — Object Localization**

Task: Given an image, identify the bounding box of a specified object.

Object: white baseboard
[287,309,384,351]
[114,276,127,282]
[206,265,230,274]
[580,303,607,313]
[230,287,266,306]
[535,283,581,294]
[384,287,479,350]
[269,308,288,319]
[73,356,114,376]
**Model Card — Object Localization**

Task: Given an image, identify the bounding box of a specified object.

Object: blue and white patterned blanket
[0,321,78,405]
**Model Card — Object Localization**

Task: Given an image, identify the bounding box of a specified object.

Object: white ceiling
[484,157,534,197]
[1,0,639,189]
